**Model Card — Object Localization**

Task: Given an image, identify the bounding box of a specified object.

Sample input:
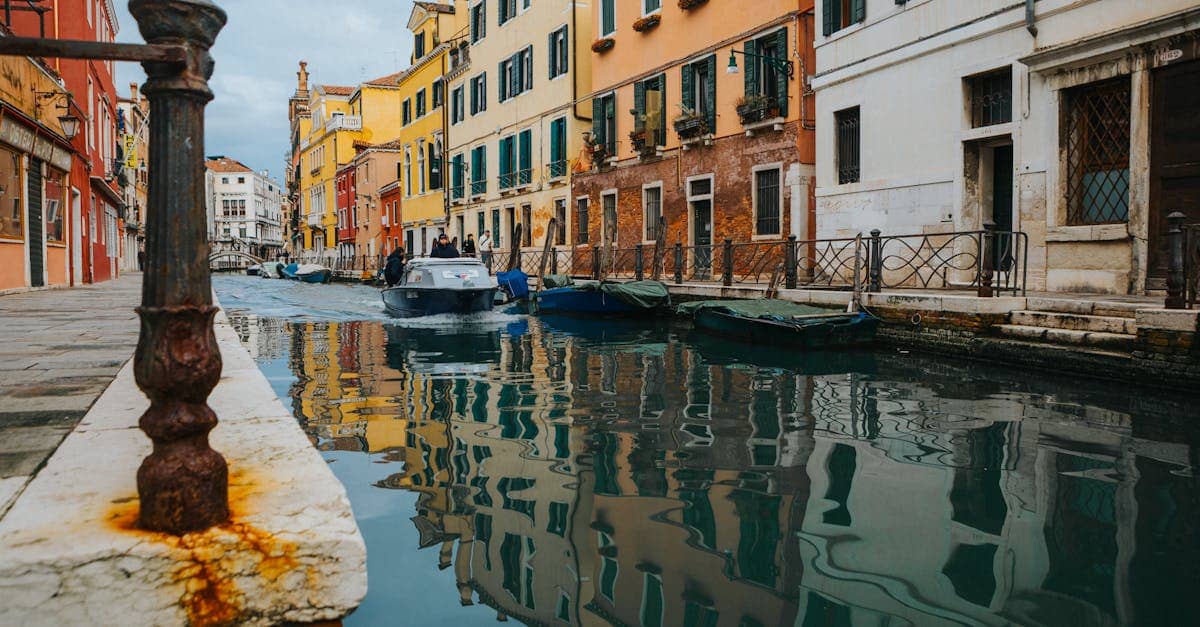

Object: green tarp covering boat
[678,299,878,348]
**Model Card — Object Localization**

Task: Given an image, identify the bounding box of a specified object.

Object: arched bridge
[208,250,264,268]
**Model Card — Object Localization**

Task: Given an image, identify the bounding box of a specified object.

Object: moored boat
[294,263,333,284]
[246,264,261,276]
[678,299,878,349]
[381,257,498,317]
[280,262,299,279]
[533,280,670,315]
[259,261,282,278]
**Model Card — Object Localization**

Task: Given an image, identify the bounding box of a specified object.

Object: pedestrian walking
[478,230,493,270]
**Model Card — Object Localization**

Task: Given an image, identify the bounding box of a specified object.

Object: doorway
[27,158,44,287]
[991,144,1014,271]
[688,176,713,277]
[1149,59,1200,284]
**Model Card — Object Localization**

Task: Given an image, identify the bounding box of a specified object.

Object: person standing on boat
[384,247,406,286]
[478,230,493,269]
[462,234,477,257]
[430,233,460,259]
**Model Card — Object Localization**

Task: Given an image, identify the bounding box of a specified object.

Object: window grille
[755,169,781,235]
[969,69,1012,128]
[1064,79,1131,225]
[836,107,860,185]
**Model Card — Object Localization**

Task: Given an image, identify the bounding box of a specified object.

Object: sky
[114,0,418,180]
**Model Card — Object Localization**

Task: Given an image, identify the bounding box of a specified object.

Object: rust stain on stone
[105,468,309,626]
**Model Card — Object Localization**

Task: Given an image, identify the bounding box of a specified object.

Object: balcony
[326,115,362,132]
[306,213,321,227]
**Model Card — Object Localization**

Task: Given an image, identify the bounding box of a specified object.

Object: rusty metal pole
[978,220,996,298]
[130,0,229,534]
[1166,211,1186,310]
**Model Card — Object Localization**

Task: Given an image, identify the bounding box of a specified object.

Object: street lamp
[57,112,80,139]
[34,91,81,139]
[726,49,795,78]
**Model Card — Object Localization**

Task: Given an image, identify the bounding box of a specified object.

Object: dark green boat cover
[541,274,575,288]
[677,299,839,319]
[598,280,671,309]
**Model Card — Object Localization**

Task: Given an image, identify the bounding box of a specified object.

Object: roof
[414,2,454,14]
[363,71,405,87]
[205,156,253,173]
[319,85,354,96]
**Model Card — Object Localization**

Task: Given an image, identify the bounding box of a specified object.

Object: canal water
[216,275,1199,626]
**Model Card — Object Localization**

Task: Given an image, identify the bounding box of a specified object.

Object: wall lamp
[726,49,795,78]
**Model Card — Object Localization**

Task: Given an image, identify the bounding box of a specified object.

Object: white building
[812,0,1200,294]
[205,156,286,261]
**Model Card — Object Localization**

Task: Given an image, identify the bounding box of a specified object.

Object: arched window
[404,147,413,196]
[417,139,427,194]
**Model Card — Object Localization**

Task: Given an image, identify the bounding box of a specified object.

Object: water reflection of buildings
[268,314,1197,626]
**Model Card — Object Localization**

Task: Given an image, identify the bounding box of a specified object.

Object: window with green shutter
[592,94,616,156]
[682,56,716,134]
[549,117,566,178]
[744,30,789,118]
[600,0,615,36]
[634,74,666,148]
[518,129,532,185]
[823,0,865,36]
[499,136,515,189]
[452,154,464,199]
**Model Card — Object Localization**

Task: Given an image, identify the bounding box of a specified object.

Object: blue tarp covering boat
[678,299,878,349]
[534,280,670,315]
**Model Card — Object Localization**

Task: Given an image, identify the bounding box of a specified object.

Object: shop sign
[32,135,54,161]
[50,145,72,172]
[124,134,138,168]
[0,115,35,153]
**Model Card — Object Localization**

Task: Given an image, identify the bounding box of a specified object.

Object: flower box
[678,0,709,10]
[632,14,661,32]
[673,115,708,139]
[591,37,615,53]
[736,95,781,125]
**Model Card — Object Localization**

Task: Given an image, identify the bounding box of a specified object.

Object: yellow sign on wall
[123,134,137,168]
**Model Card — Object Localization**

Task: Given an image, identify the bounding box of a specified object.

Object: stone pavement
[0,273,141,514]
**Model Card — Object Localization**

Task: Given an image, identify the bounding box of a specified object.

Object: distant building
[116,82,148,272]
[205,156,285,262]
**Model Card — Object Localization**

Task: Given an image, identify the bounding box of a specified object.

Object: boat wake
[383,311,526,328]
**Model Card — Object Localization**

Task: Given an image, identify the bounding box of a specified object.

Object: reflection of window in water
[598,530,618,602]
[731,490,782,588]
[593,432,621,496]
[640,571,664,627]
[1043,453,1119,616]
[500,533,536,609]
[678,469,717,550]
[547,501,568,537]
[823,444,856,527]
[941,542,999,607]
[0,147,22,240]
[949,422,1009,536]
[474,513,493,571]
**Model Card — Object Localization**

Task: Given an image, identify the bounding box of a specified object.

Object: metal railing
[485,226,1028,297]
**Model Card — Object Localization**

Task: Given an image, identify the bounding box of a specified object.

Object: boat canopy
[677,299,839,319]
[591,280,670,309]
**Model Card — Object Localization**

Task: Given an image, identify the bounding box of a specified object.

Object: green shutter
[634,80,646,130]
[605,96,616,152]
[592,96,605,147]
[499,138,510,185]
[602,0,614,35]
[548,30,555,76]
[681,62,695,113]
[775,29,789,117]
[519,130,532,182]
[656,74,668,145]
[744,40,759,97]
[852,0,866,24]
[703,55,716,131]
[822,0,836,36]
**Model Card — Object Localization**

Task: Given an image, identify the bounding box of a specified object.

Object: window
[554,198,567,245]
[470,73,488,115]
[521,204,532,247]
[414,31,426,59]
[237,177,245,184]
[549,26,569,79]
[754,167,782,236]
[499,59,513,102]
[969,68,1012,128]
[682,55,717,133]
[1064,78,1131,225]
[498,0,517,25]
[499,135,516,189]
[518,129,532,185]
[823,0,865,36]
[549,117,567,178]
[417,140,427,193]
[743,29,789,117]
[416,89,427,118]
[499,47,533,101]
[601,191,617,244]
[492,208,502,247]
[643,184,662,241]
[477,211,486,240]
[592,93,617,156]
[432,79,444,109]
[835,106,860,184]
[634,74,667,148]
[451,153,465,199]
[643,0,661,14]
[451,86,465,124]
[220,176,228,184]
[471,1,487,43]
[471,146,488,195]
[402,99,412,125]
[404,147,413,196]
[429,139,443,190]
[600,0,615,37]
[640,573,664,627]
[576,197,589,244]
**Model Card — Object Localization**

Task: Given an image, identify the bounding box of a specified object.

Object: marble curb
[0,308,367,626]
[1135,308,1200,333]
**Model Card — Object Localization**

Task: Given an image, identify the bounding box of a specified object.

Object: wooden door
[1149,59,1200,283]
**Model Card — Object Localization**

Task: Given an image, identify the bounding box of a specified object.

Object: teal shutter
[703,55,716,131]
[822,0,836,36]
[775,29,789,116]
[656,74,667,145]
[681,62,695,113]
[744,40,759,96]
[634,80,646,130]
[518,130,532,184]
[852,0,866,24]
[605,96,616,152]
[592,96,605,148]
[601,0,614,34]
[480,146,487,183]
[548,31,555,76]
[499,138,511,186]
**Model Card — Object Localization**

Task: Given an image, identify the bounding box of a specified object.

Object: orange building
[571,0,816,262]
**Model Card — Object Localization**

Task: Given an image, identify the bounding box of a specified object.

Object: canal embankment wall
[0,288,367,625]
[660,282,1200,389]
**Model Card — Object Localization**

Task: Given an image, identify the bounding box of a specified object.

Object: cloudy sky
[114,0,418,180]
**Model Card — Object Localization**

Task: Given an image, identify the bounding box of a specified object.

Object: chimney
[298,61,309,91]
[129,82,140,103]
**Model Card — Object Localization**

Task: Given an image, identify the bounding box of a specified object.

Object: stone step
[1025,297,1145,319]
[994,324,1137,352]
[1010,310,1137,334]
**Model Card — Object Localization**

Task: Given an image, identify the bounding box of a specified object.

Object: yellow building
[443,0,593,256]
[396,2,464,255]
[295,66,405,255]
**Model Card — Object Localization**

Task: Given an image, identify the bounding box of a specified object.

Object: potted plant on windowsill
[736,94,780,125]
[632,14,661,32]
[673,106,708,140]
[678,0,709,9]
[592,37,615,53]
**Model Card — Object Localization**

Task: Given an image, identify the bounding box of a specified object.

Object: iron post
[722,239,733,287]
[129,0,229,534]
[785,235,798,289]
[1166,211,1186,309]
[635,244,644,281]
[674,243,683,284]
[592,245,601,280]
[550,246,558,275]
[978,220,996,298]
[868,229,882,293]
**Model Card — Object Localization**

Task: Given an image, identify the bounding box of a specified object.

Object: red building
[11,1,124,284]
[334,162,355,259]
[379,180,403,255]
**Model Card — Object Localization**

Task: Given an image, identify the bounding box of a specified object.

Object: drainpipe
[571,0,590,123]
[1025,0,1037,37]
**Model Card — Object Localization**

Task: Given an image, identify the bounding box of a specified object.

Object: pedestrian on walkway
[478,230,493,270]
[462,234,477,257]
